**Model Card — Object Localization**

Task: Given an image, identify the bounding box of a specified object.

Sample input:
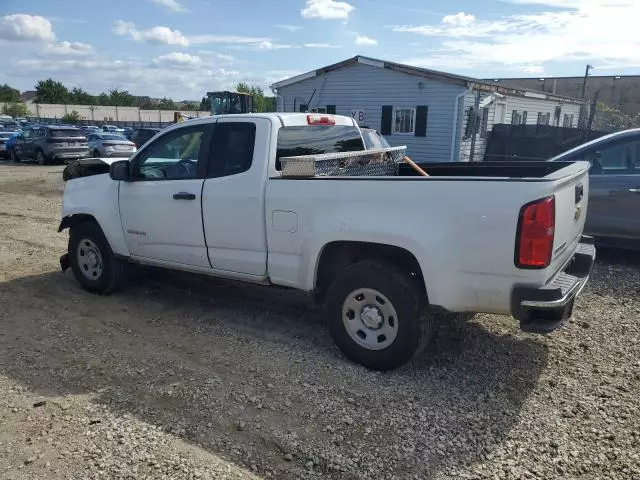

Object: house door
[495,102,506,125]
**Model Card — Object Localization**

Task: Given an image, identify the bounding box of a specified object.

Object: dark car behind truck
[11,126,90,165]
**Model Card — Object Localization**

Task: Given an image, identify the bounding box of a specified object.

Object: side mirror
[109,160,131,181]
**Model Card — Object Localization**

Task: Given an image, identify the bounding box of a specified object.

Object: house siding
[504,97,582,127]
[459,91,495,162]
[275,63,467,163]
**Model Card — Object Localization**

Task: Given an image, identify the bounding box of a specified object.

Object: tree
[97,93,110,106]
[35,78,69,104]
[2,102,30,118]
[157,97,177,110]
[182,102,199,111]
[0,84,21,103]
[62,110,81,123]
[108,88,134,107]
[593,101,640,131]
[199,96,211,112]
[235,82,276,113]
[69,87,95,105]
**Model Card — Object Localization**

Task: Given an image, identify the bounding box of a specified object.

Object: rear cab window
[50,129,83,138]
[275,125,364,170]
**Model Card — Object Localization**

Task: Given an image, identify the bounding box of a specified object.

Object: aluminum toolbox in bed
[279,146,407,178]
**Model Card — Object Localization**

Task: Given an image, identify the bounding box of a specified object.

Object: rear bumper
[511,236,596,333]
[51,150,91,160]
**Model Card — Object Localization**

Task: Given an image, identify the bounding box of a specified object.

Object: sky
[1,0,639,101]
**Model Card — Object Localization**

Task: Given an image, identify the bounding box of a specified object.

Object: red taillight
[516,196,555,268]
[307,114,335,125]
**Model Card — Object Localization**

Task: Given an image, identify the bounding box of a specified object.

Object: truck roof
[175,112,358,129]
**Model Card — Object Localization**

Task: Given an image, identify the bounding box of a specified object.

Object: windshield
[50,129,83,137]
[100,134,127,141]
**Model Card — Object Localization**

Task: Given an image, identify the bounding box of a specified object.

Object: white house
[271,56,585,163]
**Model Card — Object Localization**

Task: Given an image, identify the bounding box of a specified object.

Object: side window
[132,126,209,180]
[586,140,639,174]
[209,122,256,177]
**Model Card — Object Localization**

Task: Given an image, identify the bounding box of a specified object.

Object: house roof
[270,56,584,104]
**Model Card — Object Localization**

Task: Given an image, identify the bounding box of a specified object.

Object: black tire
[36,149,47,165]
[10,150,20,163]
[324,260,433,370]
[93,149,100,158]
[68,222,125,294]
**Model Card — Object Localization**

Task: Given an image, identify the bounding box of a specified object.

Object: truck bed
[398,161,574,178]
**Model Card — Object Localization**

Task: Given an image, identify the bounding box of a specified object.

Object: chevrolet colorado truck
[58,113,595,370]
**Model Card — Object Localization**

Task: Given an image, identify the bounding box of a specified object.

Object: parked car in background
[101,125,124,134]
[129,128,161,149]
[88,133,136,158]
[122,127,134,139]
[11,126,90,165]
[360,128,391,150]
[0,131,18,159]
[81,125,100,136]
[550,128,640,249]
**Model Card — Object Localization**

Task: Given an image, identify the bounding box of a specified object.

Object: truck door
[584,137,640,241]
[118,123,214,267]
[201,118,269,277]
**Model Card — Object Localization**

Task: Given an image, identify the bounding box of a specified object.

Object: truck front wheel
[68,222,124,294]
[324,260,434,370]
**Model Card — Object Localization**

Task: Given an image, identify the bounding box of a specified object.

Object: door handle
[173,192,196,200]
[629,189,640,194]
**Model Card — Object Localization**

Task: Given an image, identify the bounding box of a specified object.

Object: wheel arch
[313,240,427,305]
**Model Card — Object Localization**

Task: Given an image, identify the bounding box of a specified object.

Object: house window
[563,114,574,127]
[511,110,527,125]
[537,112,551,126]
[393,108,416,134]
[299,104,308,112]
[310,107,326,113]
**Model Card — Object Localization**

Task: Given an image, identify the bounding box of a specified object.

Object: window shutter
[326,105,336,114]
[299,104,308,112]
[415,105,428,137]
[380,105,393,135]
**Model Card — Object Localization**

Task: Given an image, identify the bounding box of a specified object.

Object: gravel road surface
[0,163,638,479]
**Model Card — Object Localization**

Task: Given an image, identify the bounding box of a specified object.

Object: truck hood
[62,157,124,181]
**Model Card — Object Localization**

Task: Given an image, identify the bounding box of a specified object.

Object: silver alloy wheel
[76,238,103,281]
[342,288,399,351]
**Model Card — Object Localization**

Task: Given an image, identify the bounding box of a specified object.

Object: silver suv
[12,126,90,165]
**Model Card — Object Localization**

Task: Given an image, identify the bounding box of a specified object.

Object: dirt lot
[0,163,639,480]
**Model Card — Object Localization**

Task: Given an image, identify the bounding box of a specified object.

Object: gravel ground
[0,163,639,480]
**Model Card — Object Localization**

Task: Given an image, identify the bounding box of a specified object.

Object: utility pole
[468,91,481,162]
[581,64,593,100]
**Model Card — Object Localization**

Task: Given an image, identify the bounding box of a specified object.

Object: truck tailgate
[546,165,590,278]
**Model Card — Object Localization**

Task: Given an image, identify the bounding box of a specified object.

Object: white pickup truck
[59,113,595,370]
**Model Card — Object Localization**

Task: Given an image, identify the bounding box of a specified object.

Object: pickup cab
[59,113,595,370]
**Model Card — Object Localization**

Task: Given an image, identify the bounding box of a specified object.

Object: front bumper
[511,236,596,334]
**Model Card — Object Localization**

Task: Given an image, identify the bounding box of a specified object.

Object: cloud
[521,65,545,75]
[113,20,189,46]
[304,43,341,48]
[274,24,303,32]
[153,52,201,67]
[0,14,56,42]
[150,0,186,12]
[42,41,94,56]
[189,34,273,45]
[394,1,640,72]
[354,35,377,46]
[301,0,355,20]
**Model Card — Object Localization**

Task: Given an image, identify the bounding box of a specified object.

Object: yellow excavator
[207,91,255,115]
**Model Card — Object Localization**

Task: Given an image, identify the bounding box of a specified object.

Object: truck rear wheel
[324,260,433,370]
[68,222,124,294]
